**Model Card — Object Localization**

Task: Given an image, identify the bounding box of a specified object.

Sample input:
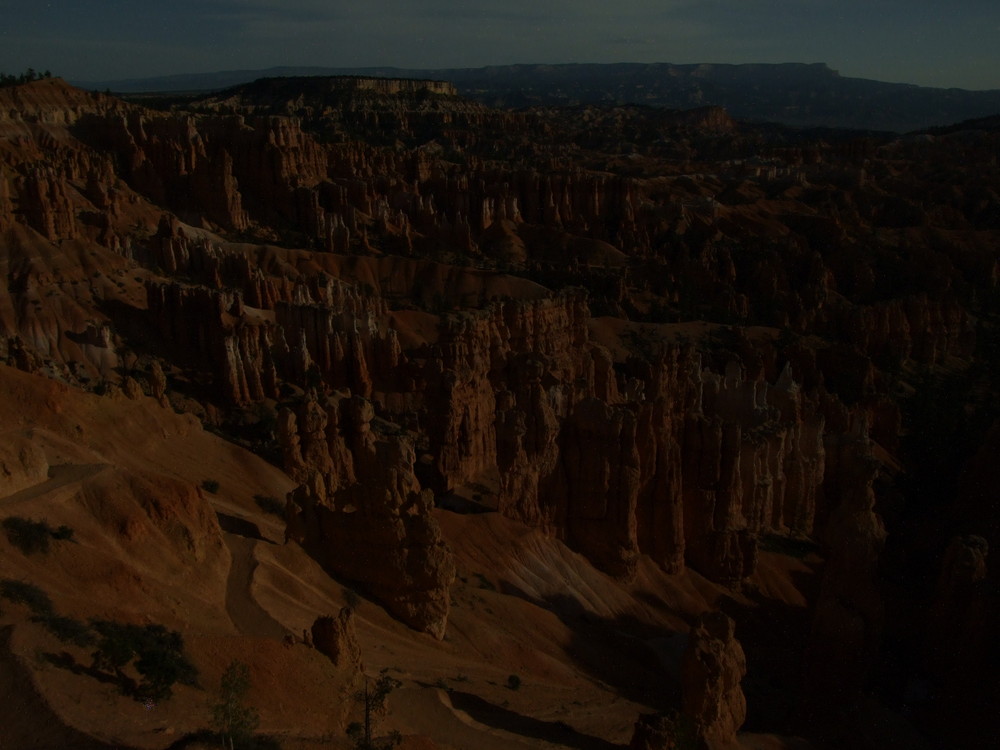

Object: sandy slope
[0,627,111,750]
[222,534,288,639]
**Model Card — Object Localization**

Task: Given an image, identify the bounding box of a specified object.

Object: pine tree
[211,660,260,750]
[347,669,402,750]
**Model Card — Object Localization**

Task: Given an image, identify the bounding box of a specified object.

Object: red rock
[283,393,455,638]
[311,608,363,673]
[803,424,886,706]
[681,611,747,749]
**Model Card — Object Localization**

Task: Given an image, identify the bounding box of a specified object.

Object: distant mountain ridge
[76,62,1000,132]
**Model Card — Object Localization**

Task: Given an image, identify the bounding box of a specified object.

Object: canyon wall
[2,78,998,678]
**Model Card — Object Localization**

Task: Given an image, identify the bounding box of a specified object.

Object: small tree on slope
[347,669,402,750]
[212,660,260,750]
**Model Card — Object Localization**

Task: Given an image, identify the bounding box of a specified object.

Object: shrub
[506,674,521,690]
[0,580,91,645]
[0,69,52,87]
[132,625,199,699]
[0,583,193,700]
[51,525,75,541]
[3,517,52,554]
[0,579,54,616]
[31,614,95,647]
[202,479,220,494]
[253,495,285,518]
[346,722,364,741]
[2,517,75,554]
[89,620,197,700]
[350,670,403,750]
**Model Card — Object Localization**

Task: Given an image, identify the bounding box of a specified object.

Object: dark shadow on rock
[437,493,494,514]
[633,590,678,610]
[716,561,820,736]
[447,689,626,750]
[64,327,109,348]
[216,511,267,541]
[496,580,682,709]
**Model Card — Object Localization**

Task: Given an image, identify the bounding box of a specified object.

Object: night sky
[3,1,999,89]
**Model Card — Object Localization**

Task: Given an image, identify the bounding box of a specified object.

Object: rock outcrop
[803,421,886,707]
[283,393,455,639]
[311,608,363,673]
[680,611,747,750]
[630,712,691,750]
[0,434,49,496]
[924,534,990,686]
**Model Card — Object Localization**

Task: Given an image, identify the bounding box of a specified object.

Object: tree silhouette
[212,660,260,750]
[347,669,402,750]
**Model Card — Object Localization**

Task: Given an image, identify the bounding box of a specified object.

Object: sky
[2,0,1000,90]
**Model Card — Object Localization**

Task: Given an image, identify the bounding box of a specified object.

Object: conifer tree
[211,660,260,750]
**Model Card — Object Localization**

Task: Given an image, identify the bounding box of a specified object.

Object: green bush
[89,620,198,700]
[3,517,52,554]
[350,670,403,750]
[0,579,54,615]
[51,525,75,541]
[133,625,199,699]
[0,580,194,700]
[2,517,76,554]
[0,579,93,645]
[0,69,53,87]
[90,620,136,675]
[31,614,95,647]
[202,479,220,494]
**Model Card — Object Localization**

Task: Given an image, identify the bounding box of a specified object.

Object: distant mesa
[76,61,1000,132]
[226,75,458,99]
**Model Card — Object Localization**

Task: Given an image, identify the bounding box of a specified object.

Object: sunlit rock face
[681,611,748,750]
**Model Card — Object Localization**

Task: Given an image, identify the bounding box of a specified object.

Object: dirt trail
[222,533,288,639]
[0,463,108,507]
[390,686,547,750]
